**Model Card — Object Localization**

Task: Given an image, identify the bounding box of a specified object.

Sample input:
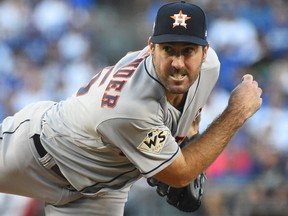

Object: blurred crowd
[0,0,288,215]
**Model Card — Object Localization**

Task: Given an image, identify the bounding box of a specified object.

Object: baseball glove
[147,133,206,212]
[147,172,206,212]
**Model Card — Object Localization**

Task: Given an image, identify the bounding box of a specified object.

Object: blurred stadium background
[0,0,288,215]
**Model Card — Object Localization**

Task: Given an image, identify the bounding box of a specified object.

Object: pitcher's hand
[227,74,263,122]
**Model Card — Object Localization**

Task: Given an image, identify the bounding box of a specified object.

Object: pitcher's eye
[163,46,175,55]
[183,47,195,56]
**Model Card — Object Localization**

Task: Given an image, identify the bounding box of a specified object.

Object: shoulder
[205,47,220,68]
[201,47,220,79]
[115,46,150,69]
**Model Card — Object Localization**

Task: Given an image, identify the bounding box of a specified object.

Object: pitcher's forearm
[181,106,245,180]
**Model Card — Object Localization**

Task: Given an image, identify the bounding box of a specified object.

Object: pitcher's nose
[171,55,185,70]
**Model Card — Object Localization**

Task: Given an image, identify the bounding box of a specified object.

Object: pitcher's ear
[202,45,210,62]
[148,37,155,52]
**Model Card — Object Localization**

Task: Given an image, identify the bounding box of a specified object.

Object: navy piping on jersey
[183,72,201,116]
[142,146,180,176]
[80,167,138,194]
[2,119,30,135]
[144,57,165,88]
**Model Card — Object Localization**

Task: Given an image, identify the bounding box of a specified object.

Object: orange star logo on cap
[170,10,191,29]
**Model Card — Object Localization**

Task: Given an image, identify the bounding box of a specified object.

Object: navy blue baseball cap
[150,1,208,46]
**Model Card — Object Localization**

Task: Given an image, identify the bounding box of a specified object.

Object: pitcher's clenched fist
[227,74,263,124]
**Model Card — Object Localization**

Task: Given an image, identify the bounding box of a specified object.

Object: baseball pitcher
[0,2,262,216]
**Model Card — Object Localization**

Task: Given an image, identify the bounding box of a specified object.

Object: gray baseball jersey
[40,46,220,197]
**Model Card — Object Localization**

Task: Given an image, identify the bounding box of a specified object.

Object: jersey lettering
[114,69,135,78]
[101,93,119,108]
[77,57,145,108]
[114,59,143,78]
[101,57,144,108]
[99,66,114,86]
[76,67,113,96]
[105,80,126,92]
[76,72,101,96]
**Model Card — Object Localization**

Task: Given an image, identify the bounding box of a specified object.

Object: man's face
[149,41,208,95]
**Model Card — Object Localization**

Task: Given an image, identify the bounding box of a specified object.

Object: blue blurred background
[0,0,288,215]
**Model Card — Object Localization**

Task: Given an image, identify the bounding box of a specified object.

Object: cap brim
[150,34,208,46]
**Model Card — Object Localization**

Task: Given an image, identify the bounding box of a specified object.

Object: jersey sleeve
[97,118,181,178]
